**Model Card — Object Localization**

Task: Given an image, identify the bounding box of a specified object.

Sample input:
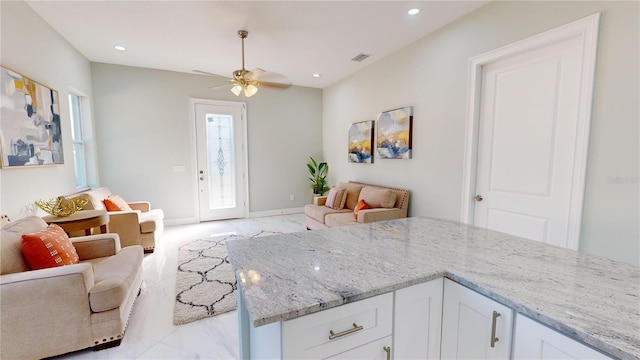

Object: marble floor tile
[49,213,305,360]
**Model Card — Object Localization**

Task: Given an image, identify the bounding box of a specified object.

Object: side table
[43,209,109,236]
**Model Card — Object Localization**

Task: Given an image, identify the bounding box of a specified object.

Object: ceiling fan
[194,30,292,97]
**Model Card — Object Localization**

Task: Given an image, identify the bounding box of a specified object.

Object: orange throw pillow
[103,195,132,211]
[354,199,370,220]
[21,224,80,270]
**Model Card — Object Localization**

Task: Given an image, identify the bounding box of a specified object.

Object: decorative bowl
[35,196,89,217]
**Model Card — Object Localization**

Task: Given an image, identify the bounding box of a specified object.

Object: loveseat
[305,181,410,229]
[0,216,143,359]
[72,187,164,253]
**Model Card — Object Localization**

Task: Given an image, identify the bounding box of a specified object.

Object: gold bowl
[35,196,89,217]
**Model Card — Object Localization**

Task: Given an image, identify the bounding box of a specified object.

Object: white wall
[0,1,94,219]
[90,63,322,222]
[323,1,639,265]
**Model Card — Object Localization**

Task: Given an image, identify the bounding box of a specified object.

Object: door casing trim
[460,13,600,250]
[189,98,249,222]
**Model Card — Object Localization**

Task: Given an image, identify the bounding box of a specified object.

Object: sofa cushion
[87,245,143,312]
[1,216,49,274]
[354,199,371,220]
[304,204,351,224]
[76,187,112,211]
[325,187,347,210]
[103,195,133,212]
[358,186,397,208]
[337,182,364,210]
[325,212,357,227]
[21,224,80,270]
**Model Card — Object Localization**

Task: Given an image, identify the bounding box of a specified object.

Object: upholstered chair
[0,216,143,359]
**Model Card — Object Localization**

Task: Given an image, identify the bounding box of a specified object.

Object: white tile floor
[51,213,306,360]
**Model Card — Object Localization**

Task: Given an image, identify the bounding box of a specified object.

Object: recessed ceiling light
[312,73,321,78]
[408,8,421,16]
[114,45,126,51]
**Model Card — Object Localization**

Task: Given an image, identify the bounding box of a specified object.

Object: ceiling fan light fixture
[231,84,243,96]
[244,84,258,97]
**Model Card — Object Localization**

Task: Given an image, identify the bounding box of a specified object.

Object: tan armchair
[0,216,143,359]
[73,187,164,253]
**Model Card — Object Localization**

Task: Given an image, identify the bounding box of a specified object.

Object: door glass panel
[206,113,235,210]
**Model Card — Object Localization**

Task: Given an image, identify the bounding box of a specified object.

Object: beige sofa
[73,187,164,253]
[305,181,410,229]
[0,216,143,359]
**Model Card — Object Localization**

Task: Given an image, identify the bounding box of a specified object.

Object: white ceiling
[26,1,489,89]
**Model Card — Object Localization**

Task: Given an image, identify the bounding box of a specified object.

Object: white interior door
[194,100,247,221]
[464,15,599,250]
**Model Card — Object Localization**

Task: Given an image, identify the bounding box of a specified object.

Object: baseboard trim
[249,207,304,218]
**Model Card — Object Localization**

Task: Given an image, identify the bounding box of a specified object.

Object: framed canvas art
[376,106,413,159]
[348,120,374,163]
[0,66,63,167]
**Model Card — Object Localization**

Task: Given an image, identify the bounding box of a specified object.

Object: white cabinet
[394,278,443,359]
[513,314,612,359]
[441,279,514,359]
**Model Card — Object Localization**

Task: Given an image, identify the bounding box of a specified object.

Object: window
[68,93,87,188]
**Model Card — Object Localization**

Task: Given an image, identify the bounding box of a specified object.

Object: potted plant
[307,156,329,196]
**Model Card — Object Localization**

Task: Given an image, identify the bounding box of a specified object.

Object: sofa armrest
[1,263,94,358]
[1,262,94,294]
[107,210,142,247]
[128,201,150,212]
[313,196,328,206]
[71,233,122,260]
[357,208,406,223]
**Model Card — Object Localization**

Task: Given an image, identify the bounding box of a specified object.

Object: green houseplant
[307,156,329,196]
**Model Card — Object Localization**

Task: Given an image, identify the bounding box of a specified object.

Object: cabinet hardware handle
[490,310,501,348]
[328,323,364,340]
[383,346,391,360]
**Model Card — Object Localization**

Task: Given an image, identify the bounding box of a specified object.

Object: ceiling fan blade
[259,81,293,90]
[250,68,290,84]
[193,69,228,78]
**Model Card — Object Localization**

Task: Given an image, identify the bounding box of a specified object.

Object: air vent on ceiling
[351,53,371,62]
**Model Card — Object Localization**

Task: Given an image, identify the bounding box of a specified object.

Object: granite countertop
[226,217,640,360]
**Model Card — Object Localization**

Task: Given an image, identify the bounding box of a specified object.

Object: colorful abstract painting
[348,120,374,163]
[0,66,63,167]
[376,106,413,159]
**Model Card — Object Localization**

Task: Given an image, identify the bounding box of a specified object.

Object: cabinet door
[441,279,513,359]
[513,314,612,359]
[326,336,392,360]
[394,279,443,359]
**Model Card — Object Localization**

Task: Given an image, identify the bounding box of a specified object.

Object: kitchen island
[226,217,639,359]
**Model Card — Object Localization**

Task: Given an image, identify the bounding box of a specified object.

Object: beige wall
[90,63,322,222]
[323,1,639,265]
[0,1,95,219]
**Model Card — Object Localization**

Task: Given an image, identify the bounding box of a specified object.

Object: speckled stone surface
[226,217,640,359]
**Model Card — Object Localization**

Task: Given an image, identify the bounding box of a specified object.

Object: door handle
[474,194,483,202]
[383,346,391,360]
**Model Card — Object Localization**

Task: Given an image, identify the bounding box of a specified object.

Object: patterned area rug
[173,230,282,325]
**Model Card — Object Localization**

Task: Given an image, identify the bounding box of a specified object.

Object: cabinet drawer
[326,336,392,359]
[283,293,393,359]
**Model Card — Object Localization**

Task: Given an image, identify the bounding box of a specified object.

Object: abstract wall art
[376,106,413,159]
[348,120,374,163]
[0,66,63,168]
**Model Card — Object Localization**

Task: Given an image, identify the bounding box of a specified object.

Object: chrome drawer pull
[328,323,364,340]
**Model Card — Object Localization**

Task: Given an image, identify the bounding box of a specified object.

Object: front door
[194,100,247,221]
[469,15,599,249]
